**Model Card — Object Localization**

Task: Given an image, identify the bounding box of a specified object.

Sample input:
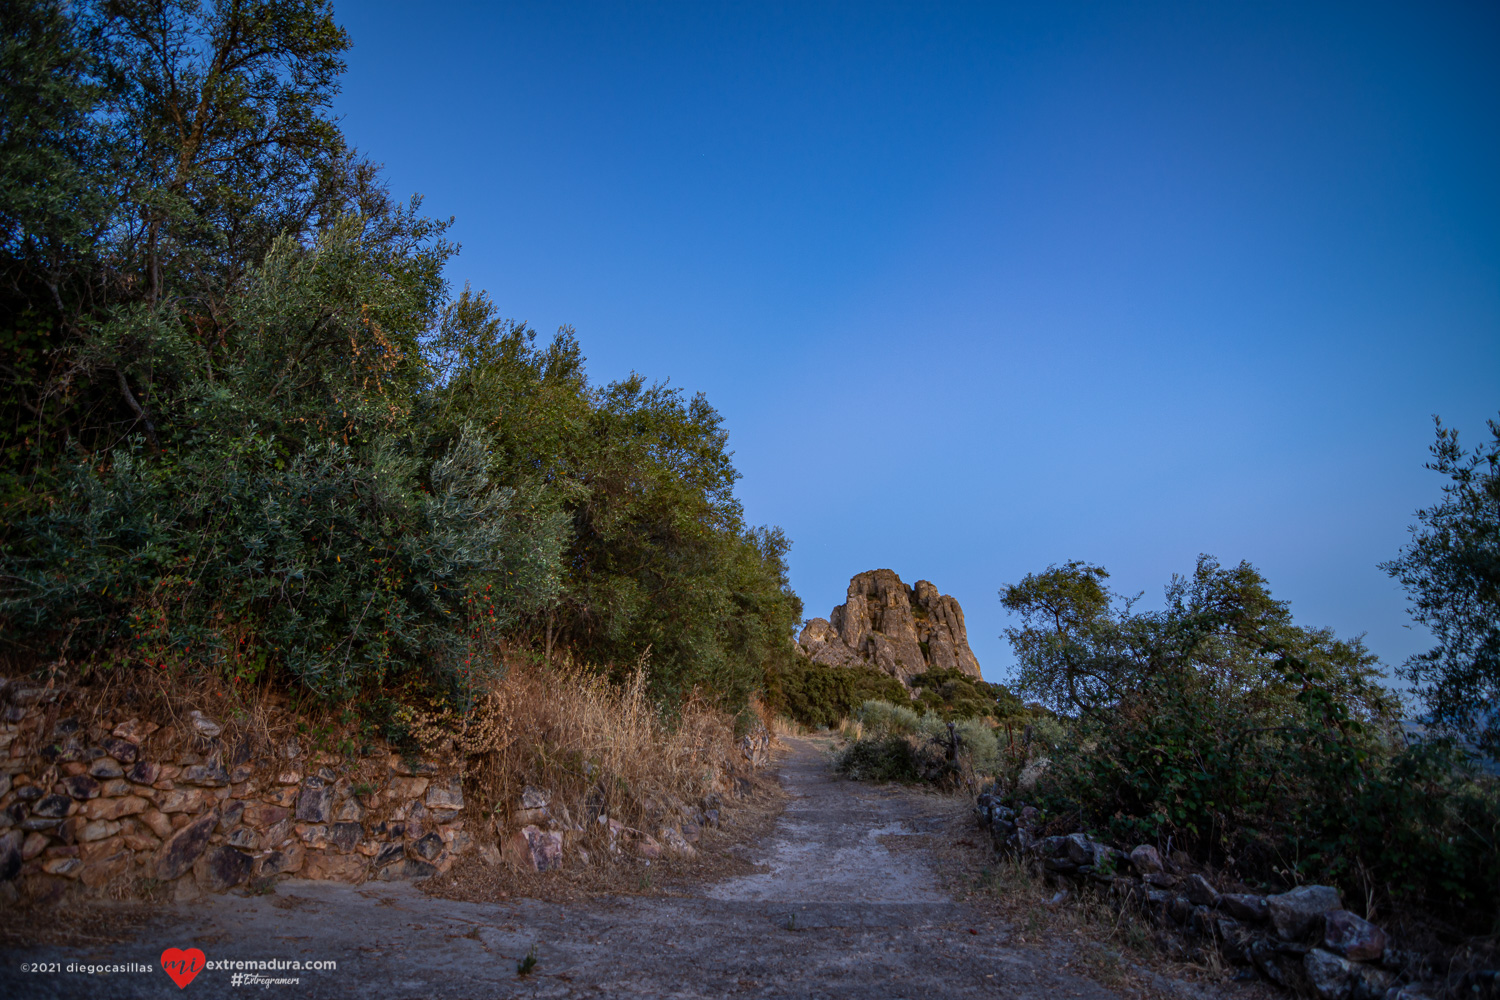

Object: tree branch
[116,368,161,452]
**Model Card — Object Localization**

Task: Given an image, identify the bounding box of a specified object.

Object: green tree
[1383,415,1500,753]
[999,556,1496,924]
[1001,556,1392,724]
[0,0,114,274]
[100,0,354,304]
[0,0,802,722]
[1000,561,1134,715]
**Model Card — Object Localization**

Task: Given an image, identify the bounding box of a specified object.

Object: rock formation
[797,569,982,684]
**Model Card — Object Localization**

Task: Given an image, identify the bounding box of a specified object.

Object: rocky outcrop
[798,569,982,683]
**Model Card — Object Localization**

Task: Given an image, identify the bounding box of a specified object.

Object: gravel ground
[0,737,1137,999]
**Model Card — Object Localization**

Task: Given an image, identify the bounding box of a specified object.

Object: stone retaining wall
[0,679,468,906]
[975,794,1498,1000]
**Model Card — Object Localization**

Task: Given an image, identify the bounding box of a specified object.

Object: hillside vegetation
[830,553,1499,938]
[0,0,800,737]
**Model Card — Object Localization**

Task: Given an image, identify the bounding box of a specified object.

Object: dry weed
[461,655,735,824]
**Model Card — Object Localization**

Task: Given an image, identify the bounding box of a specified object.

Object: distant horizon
[334,0,1499,686]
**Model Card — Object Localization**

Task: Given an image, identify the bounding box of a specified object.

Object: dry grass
[449,653,744,832]
[770,713,813,740]
[392,650,782,899]
[0,648,363,770]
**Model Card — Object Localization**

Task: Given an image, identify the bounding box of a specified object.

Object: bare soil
[0,736,1250,999]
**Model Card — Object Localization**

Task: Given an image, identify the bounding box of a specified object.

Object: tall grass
[402,652,747,858]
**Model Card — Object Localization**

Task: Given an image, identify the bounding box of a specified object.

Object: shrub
[763,653,909,729]
[952,716,1002,776]
[414,653,744,848]
[2,422,559,702]
[834,734,928,782]
[855,699,922,735]
[0,1,801,722]
[1001,556,1500,929]
[839,700,1007,783]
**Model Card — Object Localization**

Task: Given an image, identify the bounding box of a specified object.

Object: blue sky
[334,1,1499,685]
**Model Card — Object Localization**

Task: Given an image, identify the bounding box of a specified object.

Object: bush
[834,734,930,782]
[952,716,1002,776]
[1001,556,1500,929]
[840,700,1008,783]
[763,653,910,729]
[855,699,922,735]
[0,3,802,718]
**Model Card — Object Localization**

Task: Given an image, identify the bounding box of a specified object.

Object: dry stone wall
[798,569,982,684]
[974,795,1491,1000]
[0,678,471,906]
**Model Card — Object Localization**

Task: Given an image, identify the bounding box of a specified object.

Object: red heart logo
[160,948,206,989]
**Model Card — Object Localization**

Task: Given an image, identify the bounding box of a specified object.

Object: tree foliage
[999,557,1498,927]
[1383,415,1500,754]
[1003,555,1394,723]
[763,650,909,730]
[0,0,801,716]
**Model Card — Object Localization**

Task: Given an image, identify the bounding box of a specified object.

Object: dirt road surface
[0,738,1132,999]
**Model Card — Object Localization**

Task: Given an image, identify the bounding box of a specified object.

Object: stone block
[179,764,229,787]
[153,812,217,880]
[296,779,332,823]
[504,825,563,871]
[1220,893,1269,922]
[126,761,160,785]
[157,788,208,814]
[1322,910,1387,962]
[302,851,366,884]
[99,736,138,764]
[140,809,174,839]
[82,795,147,821]
[20,831,48,860]
[265,786,297,808]
[80,819,122,842]
[1305,947,1356,1000]
[123,832,161,852]
[31,794,72,819]
[78,849,130,888]
[194,845,253,892]
[329,822,362,854]
[1129,844,1163,874]
[425,777,463,811]
[410,832,444,861]
[254,844,304,878]
[112,719,158,744]
[297,824,329,849]
[388,776,430,800]
[60,775,100,800]
[377,858,436,881]
[42,856,81,878]
[1268,885,1342,940]
[216,800,244,832]
[241,803,289,830]
[1184,873,1221,908]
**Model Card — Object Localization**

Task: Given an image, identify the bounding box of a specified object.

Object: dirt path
[1,737,1129,999]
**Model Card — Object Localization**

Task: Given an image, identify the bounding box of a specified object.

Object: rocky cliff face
[797,569,982,684]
